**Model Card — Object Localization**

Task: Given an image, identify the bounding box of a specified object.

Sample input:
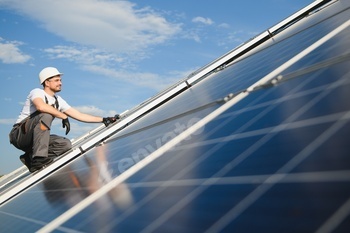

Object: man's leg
[10,113,70,172]
[31,113,53,158]
[17,113,54,172]
[9,118,37,171]
[48,134,72,158]
[28,113,57,172]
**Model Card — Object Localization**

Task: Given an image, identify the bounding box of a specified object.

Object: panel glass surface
[1,3,350,232]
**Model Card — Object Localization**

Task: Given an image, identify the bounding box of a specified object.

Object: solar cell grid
[57,67,350,232]
[58,13,349,231]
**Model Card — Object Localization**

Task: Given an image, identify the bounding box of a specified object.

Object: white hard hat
[39,67,63,84]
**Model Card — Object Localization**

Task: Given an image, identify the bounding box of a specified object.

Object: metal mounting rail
[0,166,28,191]
[0,126,102,192]
[0,0,335,206]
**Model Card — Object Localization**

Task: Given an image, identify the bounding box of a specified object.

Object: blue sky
[0,0,313,174]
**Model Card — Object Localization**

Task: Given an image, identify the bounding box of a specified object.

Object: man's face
[46,75,62,93]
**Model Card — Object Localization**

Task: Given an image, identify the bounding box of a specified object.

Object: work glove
[62,118,70,135]
[103,114,120,127]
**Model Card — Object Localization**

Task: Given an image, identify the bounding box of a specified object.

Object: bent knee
[40,113,54,130]
[62,138,72,151]
[40,113,54,122]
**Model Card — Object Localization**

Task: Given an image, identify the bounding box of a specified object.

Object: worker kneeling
[9,67,119,172]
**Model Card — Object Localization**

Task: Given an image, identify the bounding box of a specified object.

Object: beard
[51,86,62,93]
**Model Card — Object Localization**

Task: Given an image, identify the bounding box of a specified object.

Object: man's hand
[103,114,120,127]
[62,118,70,135]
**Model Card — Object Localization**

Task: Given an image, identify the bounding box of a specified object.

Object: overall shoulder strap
[54,95,59,109]
[45,95,59,109]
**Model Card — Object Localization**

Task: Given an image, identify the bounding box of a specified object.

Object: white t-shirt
[15,88,71,123]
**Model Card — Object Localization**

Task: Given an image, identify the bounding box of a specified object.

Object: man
[9,67,119,173]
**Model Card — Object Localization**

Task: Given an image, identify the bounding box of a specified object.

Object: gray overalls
[9,96,72,161]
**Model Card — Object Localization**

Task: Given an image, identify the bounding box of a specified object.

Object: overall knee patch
[40,120,51,131]
[39,113,53,131]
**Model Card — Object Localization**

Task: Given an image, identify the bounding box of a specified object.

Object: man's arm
[64,107,103,123]
[33,97,67,119]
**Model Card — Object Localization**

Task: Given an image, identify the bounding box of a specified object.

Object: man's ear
[43,79,48,88]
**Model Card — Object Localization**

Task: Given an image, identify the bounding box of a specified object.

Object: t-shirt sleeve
[57,96,71,112]
[29,88,45,102]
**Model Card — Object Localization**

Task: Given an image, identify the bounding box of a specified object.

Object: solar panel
[1,0,350,232]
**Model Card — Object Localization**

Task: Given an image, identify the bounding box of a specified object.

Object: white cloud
[74,105,117,117]
[0,0,181,53]
[217,30,255,48]
[0,1,203,91]
[218,23,230,29]
[44,46,125,66]
[0,38,31,64]
[44,45,191,90]
[0,118,16,124]
[181,30,202,43]
[83,64,180,91]
[192,17,214,25]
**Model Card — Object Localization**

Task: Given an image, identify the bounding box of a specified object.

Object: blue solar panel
[1,1,350,232]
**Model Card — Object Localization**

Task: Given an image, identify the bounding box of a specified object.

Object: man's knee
[62,138,72,152]
[49,135,72,157]
[40,113,54,130]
